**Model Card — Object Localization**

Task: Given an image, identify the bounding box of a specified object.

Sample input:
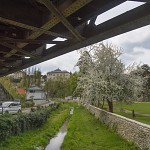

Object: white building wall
[7,71,24,79]
[33,100,47,106]
[26,91,46,100]
[47,72,70,81]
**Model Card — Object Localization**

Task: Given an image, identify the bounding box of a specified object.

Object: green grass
[102,102,150,125]
[115,111,150,125]
[114,102,150,114]
[62,106,138,150]
[113,102,150,124]
[0,103,74,150]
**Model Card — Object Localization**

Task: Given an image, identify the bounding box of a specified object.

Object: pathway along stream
[45,107,74,150]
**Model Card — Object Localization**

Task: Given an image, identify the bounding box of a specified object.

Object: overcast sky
[34,1,150,75]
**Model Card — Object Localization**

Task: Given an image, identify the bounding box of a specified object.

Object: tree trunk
[107,100,113,113]
[98,100,100,108]
[101,99,105,109]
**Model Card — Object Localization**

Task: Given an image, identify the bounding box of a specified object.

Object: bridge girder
[0,0,150,76]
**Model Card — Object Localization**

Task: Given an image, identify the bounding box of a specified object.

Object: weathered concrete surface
[87,105,150,150]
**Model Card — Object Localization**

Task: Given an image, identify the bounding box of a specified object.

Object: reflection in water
[45,107,74,150]
[45,119,68,150]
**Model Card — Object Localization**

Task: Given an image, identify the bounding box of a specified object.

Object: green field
[102,102,150,124]
[115,111,150,125]
[0,103,72,150]
[62,106,138,150]
[114,102,150,114]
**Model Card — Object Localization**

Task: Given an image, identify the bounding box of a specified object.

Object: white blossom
[76,43,143,112]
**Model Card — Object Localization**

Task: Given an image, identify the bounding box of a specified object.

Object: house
[47,68,70,81]
[7,71,25,79]
[26,86,47,105]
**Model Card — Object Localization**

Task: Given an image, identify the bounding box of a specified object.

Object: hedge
[0,103,59,141]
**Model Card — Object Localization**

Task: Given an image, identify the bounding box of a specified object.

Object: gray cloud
[35,51,80,75]
[122,37,150,54]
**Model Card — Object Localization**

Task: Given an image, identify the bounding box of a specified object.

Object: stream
[45,107,74,150]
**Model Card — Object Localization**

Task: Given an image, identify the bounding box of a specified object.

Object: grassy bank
[62,106,138,150]
[0,103,73,150]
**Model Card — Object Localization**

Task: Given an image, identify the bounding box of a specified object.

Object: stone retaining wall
[87,105,150,150]
[33,100,47,106]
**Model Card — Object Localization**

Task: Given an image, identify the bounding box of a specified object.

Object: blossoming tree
[76,43,142,112]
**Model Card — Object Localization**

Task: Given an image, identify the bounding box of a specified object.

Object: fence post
[132,109,135,119]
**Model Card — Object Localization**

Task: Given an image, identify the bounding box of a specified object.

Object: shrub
[25,100,35,108]
[0,103,59,141]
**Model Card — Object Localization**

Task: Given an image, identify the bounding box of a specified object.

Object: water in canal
[45,107,74,150]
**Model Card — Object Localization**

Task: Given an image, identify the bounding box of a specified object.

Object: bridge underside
[0,0,150,76]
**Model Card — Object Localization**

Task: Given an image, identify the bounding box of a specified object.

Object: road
[1,101,56,115]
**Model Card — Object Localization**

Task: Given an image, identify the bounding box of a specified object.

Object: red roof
[17,88,26,94]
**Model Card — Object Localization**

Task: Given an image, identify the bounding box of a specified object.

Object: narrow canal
[45,107,74,150]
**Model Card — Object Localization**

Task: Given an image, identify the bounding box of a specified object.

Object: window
[30,90,35,93]
[11,103,19,106]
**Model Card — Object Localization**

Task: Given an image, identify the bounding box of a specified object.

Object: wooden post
[132,109,135,119]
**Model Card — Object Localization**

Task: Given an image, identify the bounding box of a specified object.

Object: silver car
[0,101,21,114]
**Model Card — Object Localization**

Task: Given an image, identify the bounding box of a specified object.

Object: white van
[0,101,21,114]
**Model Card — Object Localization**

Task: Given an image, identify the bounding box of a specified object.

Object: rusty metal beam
[0,61,17,68]
[89,16,97,26]
[39,0,84,41]
[0,17,70,39]
[0,36,62,44]
[0,51,25,57]
[0,49,35,57]
[85,3,150,38]
[1,1,150,77]
[0,43,39,59]
[4,0,92,58]
[1,3,149,77]
[0,56,21,61]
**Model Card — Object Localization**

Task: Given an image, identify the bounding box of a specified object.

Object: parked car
[0,101,21,114]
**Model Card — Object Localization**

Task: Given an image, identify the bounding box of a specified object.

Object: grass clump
[62,106,139,150]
